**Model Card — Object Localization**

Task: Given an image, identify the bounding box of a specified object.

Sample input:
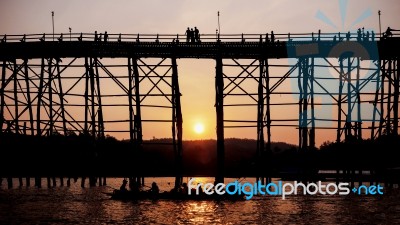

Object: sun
[194,123,205,134]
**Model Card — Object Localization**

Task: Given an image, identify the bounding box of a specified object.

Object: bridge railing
[1,32,400,43]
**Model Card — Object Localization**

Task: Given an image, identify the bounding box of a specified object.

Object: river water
[1,177,400,224]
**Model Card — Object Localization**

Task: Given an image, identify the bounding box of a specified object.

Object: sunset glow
[194,123,205,134]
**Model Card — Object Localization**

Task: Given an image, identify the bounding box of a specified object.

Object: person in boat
[177,183,189,195]
[150,182,160,194]
[120,179,128,192]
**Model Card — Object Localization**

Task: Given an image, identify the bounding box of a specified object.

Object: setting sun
[194,123,205,134]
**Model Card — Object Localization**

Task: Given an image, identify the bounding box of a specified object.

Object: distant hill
[140,138,297,176]
[0,133,298,177]
[5,133,399,178]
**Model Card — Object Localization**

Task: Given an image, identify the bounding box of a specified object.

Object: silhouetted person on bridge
[104,31,108,42]
[58,33,63,42]
[318,29,321,41]
[271,31,275,43]
[194,27,200,42]
[190,28,195,43]
[95,31,98,41]
[383,27,398,39]
[185,27,190,43]
[40,33,45,42]
[20,34,26,42]
[365,31,370,41]
[357,28,362,41]
[78,33,83,41]
[372,31,375,41]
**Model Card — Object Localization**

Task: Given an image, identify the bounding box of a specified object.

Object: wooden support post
[302,58,308,151]
[133,59,142,143]
[47,177,51,188]
[132,58,143,185]
[35,177,41,188]
[94,58,104,138]
[19,177,23,187]
[337,58,344,143]
[346,57,352,141]
[60,177,64,186]
[13,60,19,134]
[265,59,271,155]
[387,61,392,135]
[89,58,96,138]
[257,59,265,183]
[26,177,30,187]
[81,177,86,188]
[265,58,272,184]
[94,59,105,182]
[23,59,34,135]
[56,59,67,135]
[394,59,399,135]
[172,57,183,189]
[37,58,45,136]
[89,177,96,187]
[48,59,53,135]
[84,57,89,135]
[309,57,315,149]
[215,57,224,184]
[298,58,309,151]
[378,60,385,137]
[371,61,381,139]
[346,57,353,141]
[128,58,135,144]
[7,177,13,189]
[356,58,362,139]
[1,60,7,133]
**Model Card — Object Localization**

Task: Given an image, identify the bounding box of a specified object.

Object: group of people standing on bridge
[333,27,398,42]
[94,31,108,42]
[185,27,200,43]
[356,28,375,42]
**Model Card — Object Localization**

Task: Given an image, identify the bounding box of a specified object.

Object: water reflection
[1,178,400,224]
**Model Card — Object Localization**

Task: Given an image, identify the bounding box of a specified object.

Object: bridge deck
[1,35,399,60]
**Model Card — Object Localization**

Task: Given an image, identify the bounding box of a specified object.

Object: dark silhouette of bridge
[0,32,399,188]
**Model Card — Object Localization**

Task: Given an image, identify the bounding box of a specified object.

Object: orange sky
[1,0,399,146]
